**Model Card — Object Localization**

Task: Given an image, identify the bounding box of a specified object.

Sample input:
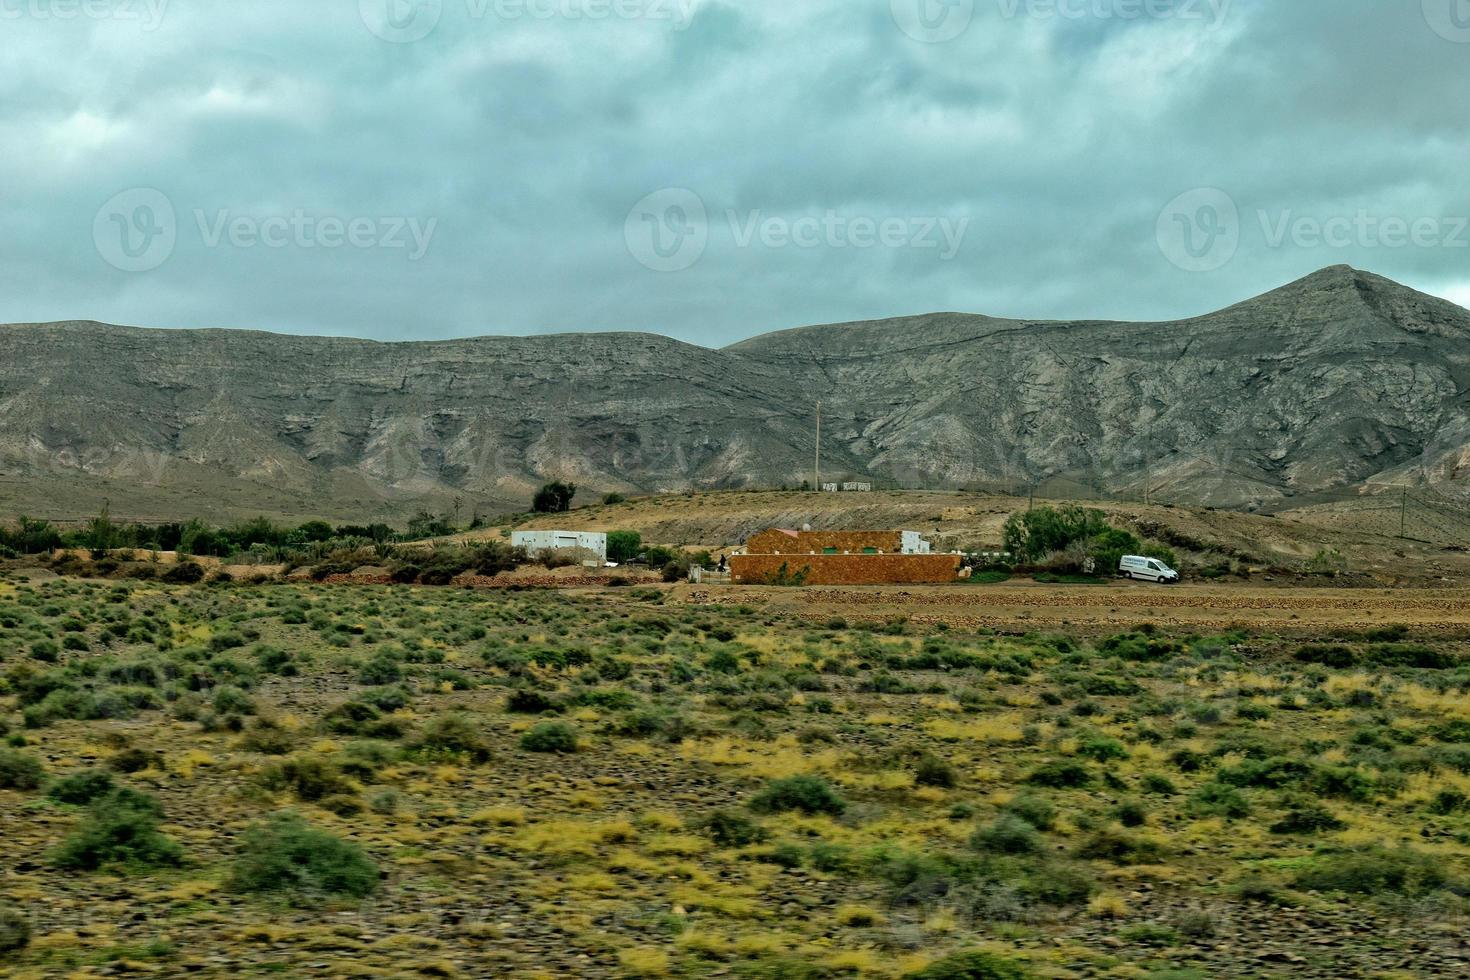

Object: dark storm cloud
[0,0,1465,345]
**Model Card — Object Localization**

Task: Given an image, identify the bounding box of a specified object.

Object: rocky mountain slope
[1,266,1467,522]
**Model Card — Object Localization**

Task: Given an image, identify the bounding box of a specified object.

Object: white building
[511,530,608,562]
[901,531,932,554]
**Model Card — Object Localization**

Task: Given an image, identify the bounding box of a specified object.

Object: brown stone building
[731,528,959,586]
[744,528,931,556]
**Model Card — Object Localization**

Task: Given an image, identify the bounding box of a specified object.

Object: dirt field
[678,581,1470,636]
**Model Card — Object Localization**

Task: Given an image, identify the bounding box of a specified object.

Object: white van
[1119,555,1179,583]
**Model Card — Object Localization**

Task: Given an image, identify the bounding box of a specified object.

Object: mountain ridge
[1,266,1467,523]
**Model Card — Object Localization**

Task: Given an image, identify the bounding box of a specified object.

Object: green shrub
[506,689,564,715]
[1118,923,1180,947]
[749,775,846,816]
[1097,632,1182,663]
[46,769,115,806]
[1015,862,1095,906]
[1076,734,1128,762]
[1188,782,1251,819]
[520,721,579,754]
[0,904,29,954]
[0,749,46,790]
[1003,795,1057,831]
[1074,829,1162,865]
[1294,847,1454,896]
[1025,760,1092,788]
[51,789,183,871]
[230,813,379,901]
[1113,799,1148,828]
[1427,789,1468,815]
[903,949,1030,979]
[1270,801,1346,835]
[1367,644,1457,670]
[1295,644,1357,668]
[357,655,403,686]
[971,814,1042,855]
[29,640,60,663]
[259,757,357,802]
[212,686,256,716]
[415,714,490,763]
[694,808,768,847]
[914,754,958,788]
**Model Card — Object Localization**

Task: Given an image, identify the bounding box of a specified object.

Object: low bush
[749,775,846,816]
[0,749,46,790]
[51,788,183,871]
[520,721,579,754]
[1294,846,1456,896]
[1003,795,1057,831]
[46,769,115,806]
[415,713,491,762]
[1074,829,1163,865]
[1025,760,1092,788]
[902,949,1030,979]
[259,756,357,803]
[914,754,958,788]
[1189,782,1251,819]
[971,814,1042,855]
[0,904,29,954]
[1270,800,1346,835]
[694,808,768,847]
[506,689,563,714]
[230,813,379,901]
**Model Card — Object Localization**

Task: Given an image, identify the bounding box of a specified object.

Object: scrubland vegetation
[1,572,1469,977]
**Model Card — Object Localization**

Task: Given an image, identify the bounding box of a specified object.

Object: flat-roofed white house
[511,530,608,562]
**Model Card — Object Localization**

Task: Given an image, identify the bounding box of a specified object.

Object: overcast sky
[1,0,1467,347]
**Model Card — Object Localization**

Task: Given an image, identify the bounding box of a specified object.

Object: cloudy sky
[2,0,1467,347]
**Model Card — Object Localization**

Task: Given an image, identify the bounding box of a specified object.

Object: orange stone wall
[730,553,961,586]
[745,529,905,555]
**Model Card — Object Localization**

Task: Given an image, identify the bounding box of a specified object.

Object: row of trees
[0,511,412,560]
[1001,505,1175,574]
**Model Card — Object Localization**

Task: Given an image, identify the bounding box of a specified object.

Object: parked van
[1119,555,1179,583]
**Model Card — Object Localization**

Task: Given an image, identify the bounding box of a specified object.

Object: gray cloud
[0,0,1466,346]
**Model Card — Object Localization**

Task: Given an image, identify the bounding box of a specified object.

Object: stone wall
[745,529,905,555]
[730,553,962,586]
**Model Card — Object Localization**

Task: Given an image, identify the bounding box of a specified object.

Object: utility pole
[814,400,822,493]
[1144,424,1153,506]
[1400,486,1409,538]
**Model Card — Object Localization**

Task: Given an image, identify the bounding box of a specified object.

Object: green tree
[607,530,642,563]
[406,511,455,539]
[532,481,578,514]
[179,519,225,557]
[288,520,336,545]
[83,506,120,558]
[1003,505,1111,562]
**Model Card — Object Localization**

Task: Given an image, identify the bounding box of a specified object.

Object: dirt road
[679,581,1470,635]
